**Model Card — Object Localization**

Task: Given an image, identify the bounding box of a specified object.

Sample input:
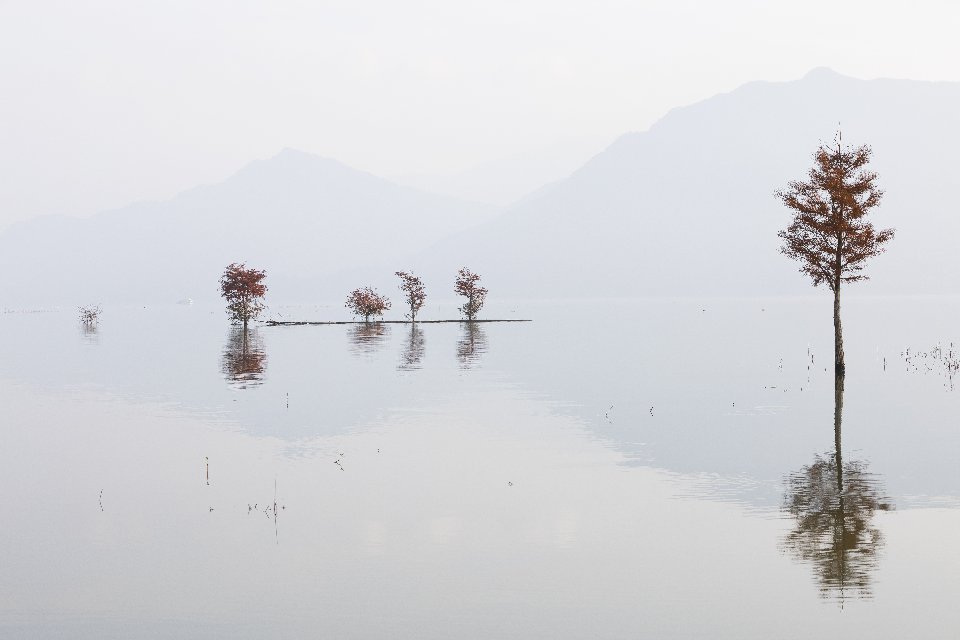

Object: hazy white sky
[1,0,958,228]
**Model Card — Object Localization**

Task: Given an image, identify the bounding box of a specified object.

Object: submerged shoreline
[264,319,532,326]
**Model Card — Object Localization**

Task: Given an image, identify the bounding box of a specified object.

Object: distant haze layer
[0,69,957,306]
[0,150,497,305]
[3,2,959,230]
[409,68,953,300]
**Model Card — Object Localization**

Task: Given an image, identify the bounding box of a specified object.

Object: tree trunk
[833,285,845,375]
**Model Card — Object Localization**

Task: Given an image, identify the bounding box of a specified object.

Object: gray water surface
[1,297,959,638]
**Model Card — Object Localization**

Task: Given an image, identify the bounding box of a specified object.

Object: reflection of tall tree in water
[457,322,487,369]
[348,322,391,356]
[398,324,425,370]
[221,327,267,388]
[781,374,893,603]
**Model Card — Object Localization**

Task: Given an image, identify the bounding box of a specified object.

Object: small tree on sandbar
[776,132,894,375]
[395,271,426,322]
[455,267,487,321]
[345,287,391,323]
[219,263,267,330]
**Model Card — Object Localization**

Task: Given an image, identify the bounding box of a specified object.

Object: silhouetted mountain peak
[414,71,960,298]
[0,148,498,305]
[3,71,960,305]
[801,66,847,81]
[224,147,381,190]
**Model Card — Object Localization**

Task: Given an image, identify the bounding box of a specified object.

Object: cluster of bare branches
[220,263,268,329]
[345,286,392,323]
[78,305,101,326]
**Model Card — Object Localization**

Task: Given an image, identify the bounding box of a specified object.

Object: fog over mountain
[408,68,960,299]
[0,150,497,305]
[392,137,608,207]
[2,69,959,307]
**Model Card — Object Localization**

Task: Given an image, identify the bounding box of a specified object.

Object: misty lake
[2,296,959,638]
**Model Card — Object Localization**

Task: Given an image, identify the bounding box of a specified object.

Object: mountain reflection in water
[781,374,893,603]
[456,322,487,369]
[221,327,267,388]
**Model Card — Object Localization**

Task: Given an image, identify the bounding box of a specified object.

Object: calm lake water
[2,296,959,638]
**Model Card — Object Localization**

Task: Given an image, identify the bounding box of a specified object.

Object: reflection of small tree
[395,271,426,322]
[398,324,426,370]
[456,322,488,369]
[345,287,391,323]
[348,322,391,356]
[221,328,267,388]
[455,267,487,321]
[781,374,893,603]
[78,305,101,326]
[219,263,267,329]
[79,320,100,345]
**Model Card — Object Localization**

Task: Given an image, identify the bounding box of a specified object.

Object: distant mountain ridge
[404,68,960,299]
[2,69,959,306]
[0,149,498,305]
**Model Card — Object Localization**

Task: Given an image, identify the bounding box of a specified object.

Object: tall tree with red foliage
[777,133,894,375]
[219,263,267,330]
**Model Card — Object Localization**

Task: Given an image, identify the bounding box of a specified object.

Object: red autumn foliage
[345,286,391,323]
[395,271,427,322]
[454,267,487,321]
[776,133,894,373]
[219,263,267,328]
